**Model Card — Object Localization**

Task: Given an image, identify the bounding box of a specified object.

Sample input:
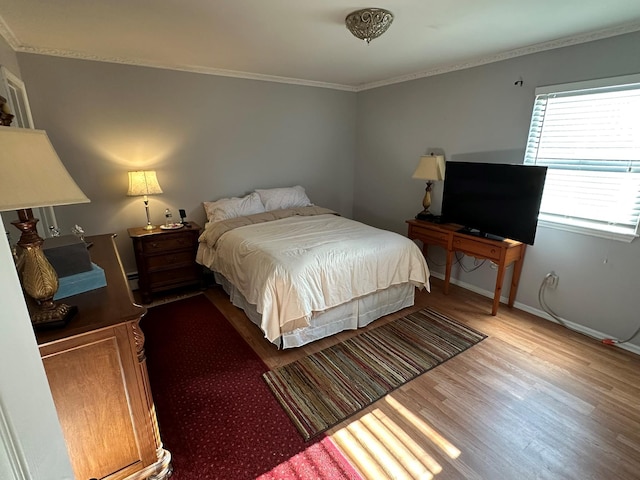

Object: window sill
[538,216,638,243]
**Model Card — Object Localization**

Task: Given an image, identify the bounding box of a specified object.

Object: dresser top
[35,234,145,346]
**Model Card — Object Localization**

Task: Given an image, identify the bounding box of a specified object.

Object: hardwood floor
[203,279,640,480]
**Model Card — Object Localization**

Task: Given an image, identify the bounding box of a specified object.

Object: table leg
[492,263,507,315]
[444,250,453,294]
[508,247,526,307]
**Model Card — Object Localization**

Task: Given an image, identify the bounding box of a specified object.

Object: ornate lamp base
[30,303,78,329]
[12,208,78,329]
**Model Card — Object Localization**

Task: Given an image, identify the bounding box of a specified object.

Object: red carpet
[141,294,362,480]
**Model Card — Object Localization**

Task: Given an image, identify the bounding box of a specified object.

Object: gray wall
[11,31,640,350]
[0,35,20,79]
[16,54,357,273]
[355,31,640,350]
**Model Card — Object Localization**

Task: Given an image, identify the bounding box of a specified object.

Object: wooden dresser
[407,219,527,315]
[128,223,202,303]
[36,234,171,480]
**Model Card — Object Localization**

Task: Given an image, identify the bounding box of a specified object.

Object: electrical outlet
[546,272,559,289]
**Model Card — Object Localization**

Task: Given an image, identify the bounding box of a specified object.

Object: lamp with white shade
[127,170,163,230]
[412,154,446,221]
[0,127,90,328]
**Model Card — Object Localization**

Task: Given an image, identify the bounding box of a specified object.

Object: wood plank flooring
[204,279,640,480]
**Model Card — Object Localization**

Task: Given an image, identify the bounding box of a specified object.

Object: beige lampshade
[127,170,163,196]
[412,155,446,181]
[0,128,90,211]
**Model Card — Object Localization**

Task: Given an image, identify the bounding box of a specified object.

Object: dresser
[128,222,202,303]
[36,234,171,480]
[407,219,526,315]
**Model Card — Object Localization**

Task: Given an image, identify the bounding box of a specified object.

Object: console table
[36,234,171,480]
[407,219,526,315]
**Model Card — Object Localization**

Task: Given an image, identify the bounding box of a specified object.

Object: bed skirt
[213,272,415,349]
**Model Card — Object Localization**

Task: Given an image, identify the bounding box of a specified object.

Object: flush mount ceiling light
[345,8,394,44]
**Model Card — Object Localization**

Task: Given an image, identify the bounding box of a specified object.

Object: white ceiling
[1,0,640,91]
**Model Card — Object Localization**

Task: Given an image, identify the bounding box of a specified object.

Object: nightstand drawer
[409,224,451,248]
[146,250,195,270]
[452,237,501,260]
[141,234,195,253]
[148,265,200,287]
[413,227,449,246]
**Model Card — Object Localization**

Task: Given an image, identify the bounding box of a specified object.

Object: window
[524,74,640,242]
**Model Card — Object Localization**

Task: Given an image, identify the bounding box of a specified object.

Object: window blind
[524,75,640,240]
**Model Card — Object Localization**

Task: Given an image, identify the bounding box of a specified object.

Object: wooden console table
[407,219,527,315]
[36,234,172,480]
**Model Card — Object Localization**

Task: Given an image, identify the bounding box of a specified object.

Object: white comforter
[200,212,430,342]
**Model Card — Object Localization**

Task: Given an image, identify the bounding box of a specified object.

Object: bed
[196,186,430,348]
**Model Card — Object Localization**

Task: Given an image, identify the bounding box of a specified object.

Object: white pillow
[255,185,312,211]
[203,192,266,223]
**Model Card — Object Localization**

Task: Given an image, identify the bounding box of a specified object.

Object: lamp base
[416,211,442,223]
[12,208,78,330]
[144,224,156,230]
[30,303,78,330]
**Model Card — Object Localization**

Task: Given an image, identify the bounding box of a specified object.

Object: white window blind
[524,74,640,242]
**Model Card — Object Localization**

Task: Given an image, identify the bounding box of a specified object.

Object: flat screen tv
[441,162,547,245]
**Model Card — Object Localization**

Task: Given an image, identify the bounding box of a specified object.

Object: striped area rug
[263,307,486,441]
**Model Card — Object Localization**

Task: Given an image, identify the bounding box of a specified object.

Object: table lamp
[0,127,90,328]
[127,170,163,230]
[412,154,445,221]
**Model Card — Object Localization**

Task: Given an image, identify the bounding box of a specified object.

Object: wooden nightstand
[128,222,202,303]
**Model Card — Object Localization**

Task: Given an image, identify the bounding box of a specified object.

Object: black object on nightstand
[415,212,443,223]
[128,222,202,303]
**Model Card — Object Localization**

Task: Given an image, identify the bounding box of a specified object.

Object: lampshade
[0,126,90,329]
[0,128,90,211]
[412,155,446,181]
[127,170,163,196]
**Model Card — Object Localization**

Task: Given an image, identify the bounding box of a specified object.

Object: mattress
[197,207,430,345]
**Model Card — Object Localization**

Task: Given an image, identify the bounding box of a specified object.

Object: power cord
[538,272,640,346]
[455,252,486,272]
[426,252,466,268]
[425,255,446,268]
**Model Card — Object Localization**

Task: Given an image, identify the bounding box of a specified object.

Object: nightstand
[128,222,202,303]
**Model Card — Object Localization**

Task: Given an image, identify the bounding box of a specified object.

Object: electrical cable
[426,255,446,268]
[538,272,640,346]
[454,252,486,272]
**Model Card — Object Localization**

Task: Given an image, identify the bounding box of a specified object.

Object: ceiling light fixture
[345,8,394,44]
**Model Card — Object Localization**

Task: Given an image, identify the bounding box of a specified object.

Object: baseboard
[126,271,139,291]
[429,271,640,356]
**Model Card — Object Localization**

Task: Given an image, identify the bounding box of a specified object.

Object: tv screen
[441,162,547,245]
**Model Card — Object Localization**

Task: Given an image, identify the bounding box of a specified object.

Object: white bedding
[198,210,430,342]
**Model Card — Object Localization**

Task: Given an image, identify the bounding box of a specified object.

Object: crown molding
[2,17,639,93]
[13,44,358,92]
[0,15,20,50]
[356,21,640,91]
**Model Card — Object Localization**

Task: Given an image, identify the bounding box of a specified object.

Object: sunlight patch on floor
[386,396,461,459]
[333,427,393,479]
[332,395,463,479]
